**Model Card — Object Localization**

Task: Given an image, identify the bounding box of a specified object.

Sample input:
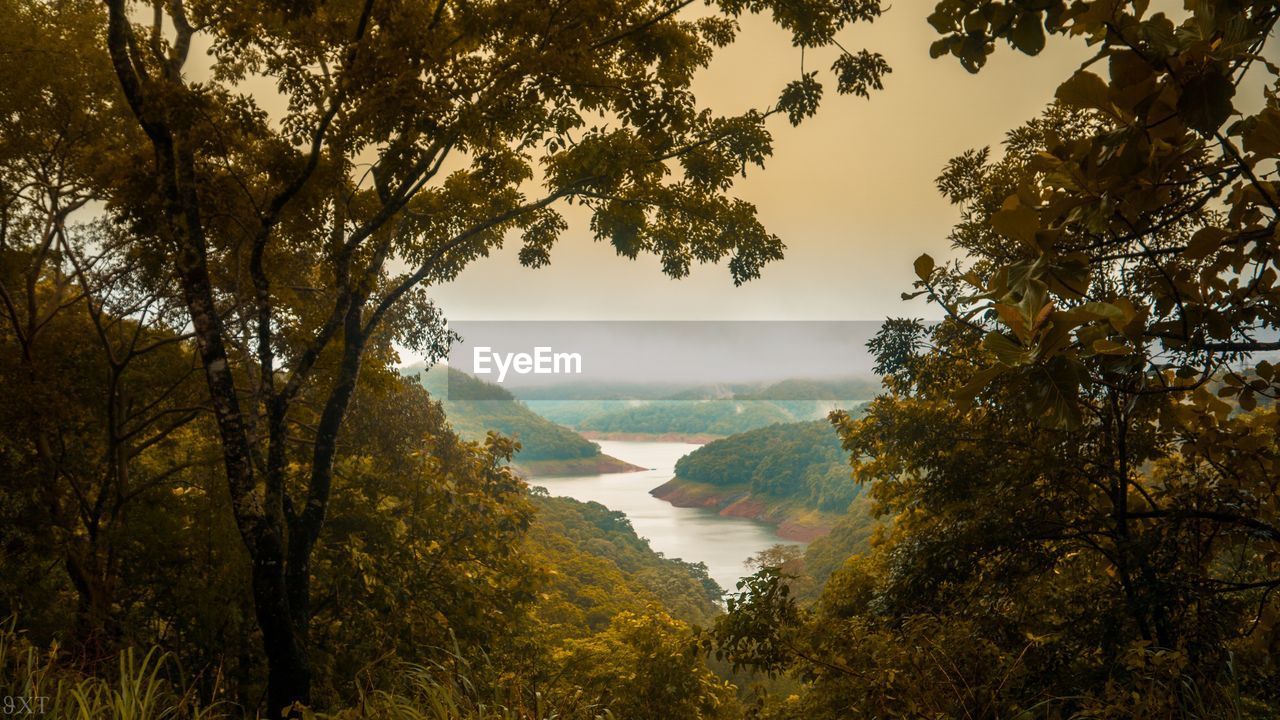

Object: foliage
[306,376,543,705]
[913,1,1280,429]
[523,492,723,636]
[793,498,878,594]
[0,623,224,720]
[0,623,606,720]
[556,607,738,720]
[0,0,216,658]
[708,3,1280,715]
[674,421,856,512]
[59,0,892,708]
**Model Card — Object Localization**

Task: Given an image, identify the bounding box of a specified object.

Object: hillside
[650,420,860,541]
[525,490,723,633]
[407,366,641,475]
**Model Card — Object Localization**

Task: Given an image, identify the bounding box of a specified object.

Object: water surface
[529,440,802,594]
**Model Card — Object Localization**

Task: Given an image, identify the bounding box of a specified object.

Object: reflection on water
[529,440,803,594]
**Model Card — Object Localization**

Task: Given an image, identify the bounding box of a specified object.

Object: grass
[0,622,223,719]
[0,624,611,720]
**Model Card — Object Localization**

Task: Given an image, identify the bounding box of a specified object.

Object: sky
[425,4,1094,322]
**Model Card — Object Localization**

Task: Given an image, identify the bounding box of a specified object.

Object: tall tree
[94,0,890,712]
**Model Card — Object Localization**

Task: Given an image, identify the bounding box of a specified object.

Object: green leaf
[1031,357,1085,430]
[1064,301,1133,331]
[1091,338,1129,355]
[1109,50,1154,89]
[1239,389,1257,411]
[982,331,1028,366]
[1185,227,1227,260]
[1243,108,1280,157]
[994,303,1030,340]
[778,74,823,126]
[953,364,1004,407]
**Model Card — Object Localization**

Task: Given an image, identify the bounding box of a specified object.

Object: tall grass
[325,636,612,720]
[0,622,223,719]
[327,663,610,720]
[0,625,611,719]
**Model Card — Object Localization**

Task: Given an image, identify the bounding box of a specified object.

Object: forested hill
[648,420,859,542]
[674,420,855,512]
[577,399,796,436]
[526,491,723,630]
[406,366,638,472]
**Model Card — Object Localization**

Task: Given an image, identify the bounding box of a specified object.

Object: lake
[527,439,803,594]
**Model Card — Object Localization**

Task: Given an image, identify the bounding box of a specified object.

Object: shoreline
[578,430,722,444]
[511,453,645,477]
[649,477,837,542]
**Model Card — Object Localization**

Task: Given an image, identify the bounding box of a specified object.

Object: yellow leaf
[1185,227,1227,260]
[1091,338,1129,355]
[913,253,936,281]
[1056,70,1111,111]
[990,205,1040,248]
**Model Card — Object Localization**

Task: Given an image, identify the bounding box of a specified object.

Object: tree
[0,0,210,656]
[91,0,891,712]
[916,1,1280,416]
[306,375,541,704]
[711,0,1280,712]
[559,605,739,720]
[909,0,1280,666]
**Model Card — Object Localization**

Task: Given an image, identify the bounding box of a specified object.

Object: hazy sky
[427,5,1093,322]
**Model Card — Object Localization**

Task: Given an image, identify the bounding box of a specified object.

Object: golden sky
[430,4,1093,321]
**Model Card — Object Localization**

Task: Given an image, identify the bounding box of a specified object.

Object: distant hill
[673,420,855,512]
[404,365,640,475]
[515,377,878,439]
[650,420,861,542]
[521,399,641,428]
[735,377,881,420]
[579,400,796,436]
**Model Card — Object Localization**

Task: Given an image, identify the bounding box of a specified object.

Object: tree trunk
[64,550,117,664]
[253,556,311,717]
[102,9,350,710]
[164,151,313,715]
